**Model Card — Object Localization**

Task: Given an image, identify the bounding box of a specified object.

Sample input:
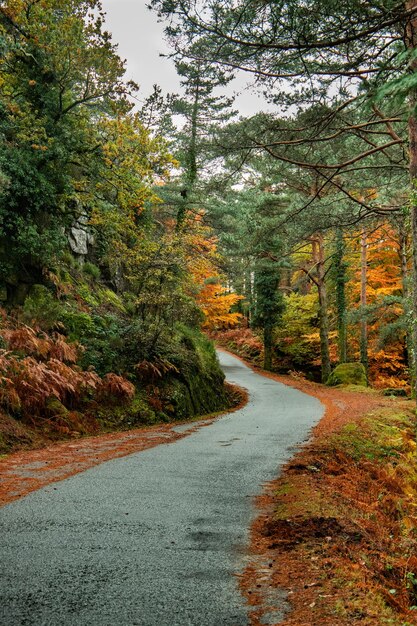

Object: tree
[209,182,286,371]
[153,55,235,227]
[181,211,243,330]
[331,228,348,363]
[151,0,417,390]
[359,229,370,380]
[344,223,408,387]
[304,234,332,382]
[0,0,133,298]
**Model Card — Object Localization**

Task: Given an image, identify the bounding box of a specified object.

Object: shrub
[0,319,100,420]
[82,262,101,279]
[96,373,135,402]
[23,285,64,330]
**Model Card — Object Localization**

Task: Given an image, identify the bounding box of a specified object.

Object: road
[0,350,324,626]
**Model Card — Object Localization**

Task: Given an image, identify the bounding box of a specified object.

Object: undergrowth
[0,261,231,454]
[211,327,264,363]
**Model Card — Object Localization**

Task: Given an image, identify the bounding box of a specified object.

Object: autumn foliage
[0,316,135,426]
[184,213,243,330]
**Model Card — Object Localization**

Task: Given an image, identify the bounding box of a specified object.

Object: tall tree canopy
[150,0,417,391]
[0,0,133,288]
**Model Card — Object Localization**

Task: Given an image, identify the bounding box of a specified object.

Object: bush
[82,262,100,279]
[96,374,135,403]
[23,285,64,330]
[0,318,136,424]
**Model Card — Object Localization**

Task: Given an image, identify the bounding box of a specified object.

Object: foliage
[213,328,263,363]
[82,263,101,279]
[197,282,243,330]
[0,0,132,286]
[183,213,243,330]
[270,393,417,624]
[276,292,320,368]
[346,225,408,388]
[96,374,135,403]
[22,285,65,330]
[0,0,245,449]
[0,319,101,419]
[149,0,415,388]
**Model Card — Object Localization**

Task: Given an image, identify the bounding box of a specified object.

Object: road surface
[0,350,324,625]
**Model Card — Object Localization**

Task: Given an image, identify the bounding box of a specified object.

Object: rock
[327,362,367,387]
[68,214,94,257]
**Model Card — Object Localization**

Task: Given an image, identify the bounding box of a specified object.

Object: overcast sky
[100,0,270,117]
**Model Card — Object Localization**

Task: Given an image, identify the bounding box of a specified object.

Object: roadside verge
[227,350,417,625]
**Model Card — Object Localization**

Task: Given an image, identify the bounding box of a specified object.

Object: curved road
[0,351,324,626]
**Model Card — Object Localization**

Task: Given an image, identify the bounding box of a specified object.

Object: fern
[97,374,135,401]
[0,317,132,420]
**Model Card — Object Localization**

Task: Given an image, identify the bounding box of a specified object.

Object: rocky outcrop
[68,214,94,258]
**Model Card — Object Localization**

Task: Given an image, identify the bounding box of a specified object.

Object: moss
[76,283,100,306]
[160,329,229,419]
[341,384,376,394]
[97,287,126,312]
[382,388,408,397]
[93,394,158,429]
[45,397,69,417]
[60,251,76,268]
[329,411,411,462]
[327,362,367,387]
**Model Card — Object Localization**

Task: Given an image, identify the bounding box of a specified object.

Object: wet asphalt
[0,350,324,626]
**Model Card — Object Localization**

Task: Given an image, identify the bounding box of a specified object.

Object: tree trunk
[244,266,253,325]
[188,80,199,186]
[406,0,417,399]
[334,228,348,363]
[263,324,273,371]
[398,218,415,390]
[177,71,200,228]
[312,234,331,382]
[360,229,369,381]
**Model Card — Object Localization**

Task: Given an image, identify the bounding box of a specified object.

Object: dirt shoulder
[234,356,417,625]
[0,382,248,507]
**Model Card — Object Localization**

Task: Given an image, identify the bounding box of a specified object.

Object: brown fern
[48,334,80,363]
[96,374,135,402]
[135,358,179,382]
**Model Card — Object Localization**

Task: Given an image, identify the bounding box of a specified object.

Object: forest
[3,1,417,624]
[1,0,416,452]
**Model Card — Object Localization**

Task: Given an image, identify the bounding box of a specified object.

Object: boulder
[327,362,367,387]
[45,397,69,417]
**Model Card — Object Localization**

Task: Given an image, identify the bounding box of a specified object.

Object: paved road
[0,351,324,626]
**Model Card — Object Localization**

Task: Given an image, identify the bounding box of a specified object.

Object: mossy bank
[0,259,232,455]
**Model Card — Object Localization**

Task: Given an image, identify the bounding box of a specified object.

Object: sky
[100,0,269,117]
